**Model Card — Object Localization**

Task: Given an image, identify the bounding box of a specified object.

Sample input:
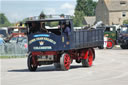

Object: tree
[86,0,97,16]
[75,0,97,16]
[60,14,65,18]
[0,13,11,27]
[22,18,29,23]
[74,0,97,26]
[73,11,84,27]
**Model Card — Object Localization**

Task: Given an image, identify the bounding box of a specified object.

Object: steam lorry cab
[26,18,104,71]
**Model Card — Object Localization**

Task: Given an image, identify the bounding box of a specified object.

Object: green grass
[0,56,26,59]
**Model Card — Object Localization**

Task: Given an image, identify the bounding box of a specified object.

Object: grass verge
[0,56,26,59]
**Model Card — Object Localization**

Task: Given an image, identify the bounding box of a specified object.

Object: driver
[62,22,71,36]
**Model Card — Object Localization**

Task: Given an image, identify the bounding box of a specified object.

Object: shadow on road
[96,47,128,50]
[8,65,86,72]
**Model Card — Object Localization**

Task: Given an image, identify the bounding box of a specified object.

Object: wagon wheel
[27,54,37,71]
[70,58,73,64]
[82,49,93,67]
[106,40,114,49]
[60,53,71,71]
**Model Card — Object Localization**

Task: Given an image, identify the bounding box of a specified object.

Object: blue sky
[0,0,98,23]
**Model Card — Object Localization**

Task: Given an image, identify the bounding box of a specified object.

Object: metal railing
[0,43,27,57]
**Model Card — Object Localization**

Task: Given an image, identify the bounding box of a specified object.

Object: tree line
[0,13,11,27]
[74,0,97,26]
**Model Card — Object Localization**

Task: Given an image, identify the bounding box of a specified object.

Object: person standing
[0,34,5,45]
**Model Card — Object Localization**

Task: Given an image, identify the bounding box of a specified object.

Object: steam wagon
[26,18,104,71]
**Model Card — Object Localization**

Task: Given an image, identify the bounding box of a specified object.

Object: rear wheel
[27,54,37,71]
[106,40,114,49]
[91,48,95,61]
[60,53,71,71]
[82,49,93,67]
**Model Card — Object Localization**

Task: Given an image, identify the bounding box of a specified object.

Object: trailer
[26,18,104,71]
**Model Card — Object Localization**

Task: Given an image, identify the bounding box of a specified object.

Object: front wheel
[27,54,37,71]
[60,53,71,71]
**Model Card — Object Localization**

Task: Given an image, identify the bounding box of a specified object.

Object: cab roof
[26,18,73,23]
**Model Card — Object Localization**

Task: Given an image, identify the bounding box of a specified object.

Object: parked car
[9,35,26,43]
[0,27,8,41]
[19,38,28,49]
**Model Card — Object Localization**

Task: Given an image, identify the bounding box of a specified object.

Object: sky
[0,0,98,23]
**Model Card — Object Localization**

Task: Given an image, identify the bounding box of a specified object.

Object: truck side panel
[70,29,104,49]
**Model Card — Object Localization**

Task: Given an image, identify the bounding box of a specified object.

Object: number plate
[38,55,54,61]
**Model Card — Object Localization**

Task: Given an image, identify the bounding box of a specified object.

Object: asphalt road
[1,48,128,85]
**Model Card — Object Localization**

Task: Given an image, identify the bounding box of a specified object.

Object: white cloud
[60,3,75,15]
[6,13,24,22]
[61,3,74,9]
[5,12,32,23]
[43,8,56,15]
[68,9,75,15]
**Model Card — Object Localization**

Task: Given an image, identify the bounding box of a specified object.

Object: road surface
[1,48,128,85]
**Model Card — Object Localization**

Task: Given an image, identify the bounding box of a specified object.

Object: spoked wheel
[60,53,71,71]
[82,49,93,67]
[27,54,37,71]
[106,40,114,49]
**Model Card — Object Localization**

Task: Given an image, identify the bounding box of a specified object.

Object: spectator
[0,34,5,45]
